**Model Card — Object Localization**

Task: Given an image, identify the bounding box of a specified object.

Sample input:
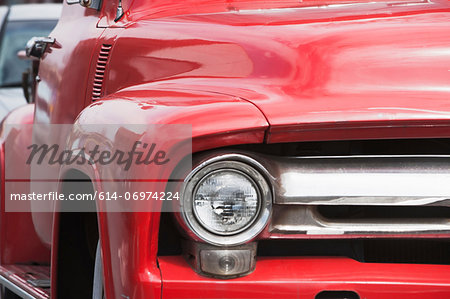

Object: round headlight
[181,156,272,246]
[193,170,260,235]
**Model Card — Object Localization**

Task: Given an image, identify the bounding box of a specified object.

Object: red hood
[109,0,450,141]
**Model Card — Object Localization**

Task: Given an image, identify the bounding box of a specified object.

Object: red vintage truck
[0,0,450,298]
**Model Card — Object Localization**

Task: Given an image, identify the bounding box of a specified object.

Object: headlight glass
[193,170,260,235]
[181,157,272,246]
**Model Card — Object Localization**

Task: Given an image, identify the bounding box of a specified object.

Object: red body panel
[68,88,267,298]
[0,105,50,265]
[1,0,450,298]
[13,3,108,297]
[99,0,450,144]
[159,256,450,299]
[90,1,450,296]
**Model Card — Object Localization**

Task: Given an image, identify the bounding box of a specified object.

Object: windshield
[0,19,57,87]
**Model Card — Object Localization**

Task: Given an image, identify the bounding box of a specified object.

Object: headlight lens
[193,170,260,235]
[181,157,272,246]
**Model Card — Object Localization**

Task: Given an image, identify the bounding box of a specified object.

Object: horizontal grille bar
[269,155,450,207]
[270,205,450,236]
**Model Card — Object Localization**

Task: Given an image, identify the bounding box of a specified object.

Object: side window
[0,20,57,87]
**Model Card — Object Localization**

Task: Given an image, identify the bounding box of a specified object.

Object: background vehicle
[0,0,449,298]
[0,4,61,120]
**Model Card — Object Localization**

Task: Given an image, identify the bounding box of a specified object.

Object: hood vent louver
[92,44,112,101]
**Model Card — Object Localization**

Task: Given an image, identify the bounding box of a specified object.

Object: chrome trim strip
[0,275,38,299]
[269,156,450,206]
[270,206,450,236]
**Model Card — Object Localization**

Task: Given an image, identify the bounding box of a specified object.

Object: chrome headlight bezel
[181,155,272,246]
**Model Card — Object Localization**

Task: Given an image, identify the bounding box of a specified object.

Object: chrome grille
[266,154,450,237]
[196,152,450,238]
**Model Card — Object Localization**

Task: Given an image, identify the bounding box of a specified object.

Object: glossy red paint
[29,4,108,296]
[0,0,449,298]
[0,105,50,265]
[90,1,450,296]
[159,256,450,299]
[34,4,105,125]
[105,0,450,144]
[66,87,267,298]
[123,0,445,19]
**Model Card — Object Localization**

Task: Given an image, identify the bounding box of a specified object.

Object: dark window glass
[0,19,57,87]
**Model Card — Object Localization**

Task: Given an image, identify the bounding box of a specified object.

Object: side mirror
[25,37,55,59]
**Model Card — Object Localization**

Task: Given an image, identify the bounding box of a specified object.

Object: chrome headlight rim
[181,155,272,246]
